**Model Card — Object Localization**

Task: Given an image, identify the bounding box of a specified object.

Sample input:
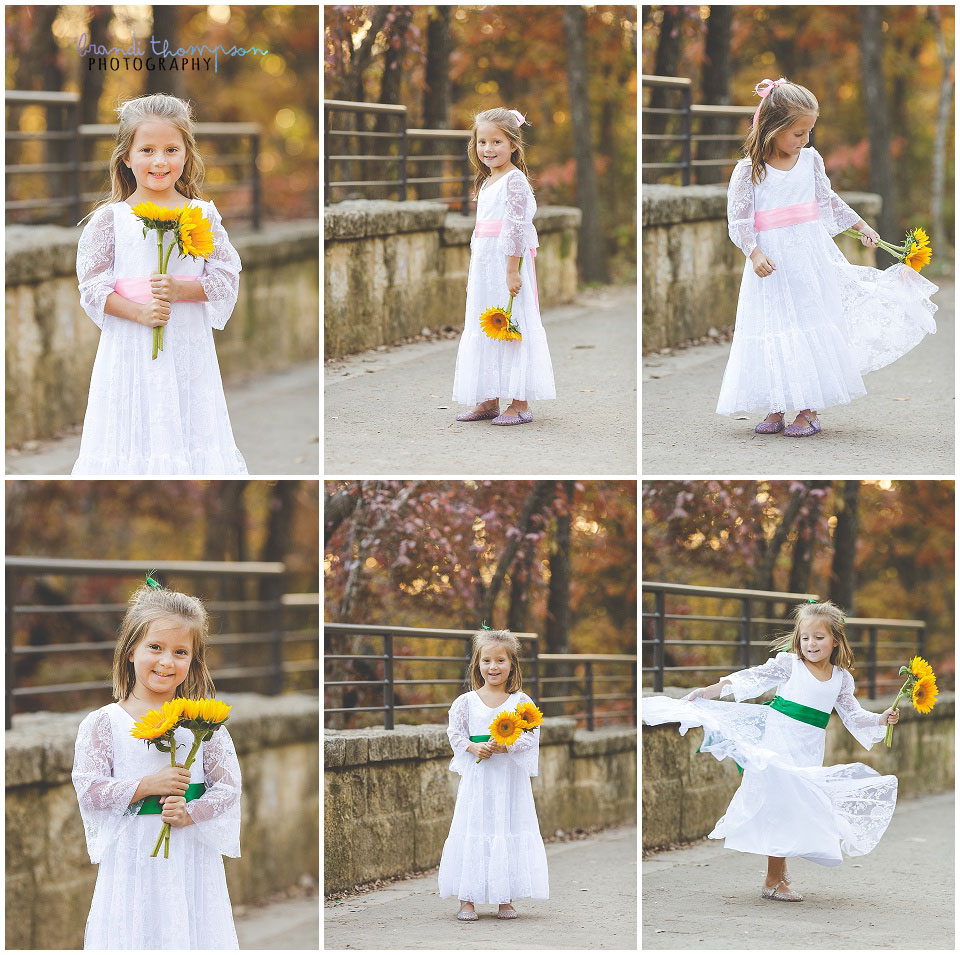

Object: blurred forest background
[643,480,955,690]
[5,4,318,219]
[324,5,638,282]
[325,480,637,727]
[642,5,955,259]
[6,480,319,715]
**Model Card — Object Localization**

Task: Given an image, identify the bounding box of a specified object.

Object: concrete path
[642,279,954,475]
[5,361,319,476]
[642,791,953,949]
[324,287,637,476]
[235,893,319,949]
[324,825,637,950]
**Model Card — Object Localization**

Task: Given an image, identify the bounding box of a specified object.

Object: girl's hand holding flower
[149,272,178,302]
[881,707,899,725]
[857,224,880,248]
[506,270,522,296]
[138,298,170,328]
[148,763,190,795]
[159,794,195,828]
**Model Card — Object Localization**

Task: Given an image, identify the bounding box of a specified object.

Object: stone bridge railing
[5,693,318,950]
[641,184,882,352]
[324,719,636,893]
[5,219,318,446]
[324,200,582,358]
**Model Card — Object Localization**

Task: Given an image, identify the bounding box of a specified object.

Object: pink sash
[753,200,818,232]
[473,218,540,310]
[113,276,153,304]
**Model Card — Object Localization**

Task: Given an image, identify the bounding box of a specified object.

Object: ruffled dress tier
[72,703,242,949]
[453,169,556,405]
[74,199,247,475]
[718,147,937,415]
[642,652,897,865]
[438,690,549,903]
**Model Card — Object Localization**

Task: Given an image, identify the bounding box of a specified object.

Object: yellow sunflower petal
[515,701,544,729]
[130,706,178,740]
[488,710,523,747]
[177,207,215,259]
[479,306,512,341]
[911,675,938,715]
[908,656,934,681]
[904,242,933,273]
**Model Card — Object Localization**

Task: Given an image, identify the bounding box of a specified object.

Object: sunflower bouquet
[883,656,937,748]
[475,699,544,762]
[841,226,933,274]
[130,697,231,857]
[127,202,215,359]
[478,254,524,342]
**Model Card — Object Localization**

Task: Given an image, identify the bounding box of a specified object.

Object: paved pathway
[643,279,953,475]
[642,791,953,949]
[324,825,636,950]
[6,361,319,476]
[325,287,637,475]
[236,893,319,949]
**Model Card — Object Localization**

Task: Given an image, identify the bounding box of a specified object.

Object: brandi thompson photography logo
[77,32,268,72]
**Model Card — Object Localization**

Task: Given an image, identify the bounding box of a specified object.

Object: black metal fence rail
[324,622,637,730]
[324,99,472,209]
[641,581,926,700]
[6,90,262,227]
[6,558,319,727]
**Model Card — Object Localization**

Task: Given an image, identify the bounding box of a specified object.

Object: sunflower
[177,206,215,259]
[911,675,938,715]
[908,656,934,682]
[129,701,180,740]
[479,306,512,341]
[515,701,544,730]
[904,241,933,273]
[489,710,524,747]
[176,697,231,725]
[128,201,181,226]
[905,226,930,249]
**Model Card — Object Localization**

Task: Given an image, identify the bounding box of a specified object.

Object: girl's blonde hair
[467,108,533,200]
[742,79,819,186]
[769,599,855,671]
[104,93,206,205]
[112,583,216,700]
[467,629,523,693]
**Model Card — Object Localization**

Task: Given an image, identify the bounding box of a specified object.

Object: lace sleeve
[447,694,473,775]
[76,206,117,329]
[812,148,861,236]
[184,726,242,857]
[834,670,886,750]
[196,201,242,331]
[727,160,758,258]
[72,709,141,864]
[497,171,538,258]
[502,692,540,777]
[719,652,794,702]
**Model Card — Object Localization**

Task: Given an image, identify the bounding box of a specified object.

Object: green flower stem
[884,678,912,748]
[151,730,178,858]
[840,228,908,261]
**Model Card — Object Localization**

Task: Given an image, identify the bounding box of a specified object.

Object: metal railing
[641,581,926,700]
[6,90,262,227]
[6,558,319,727]
[324,623,637,730]
[324,99,472,210]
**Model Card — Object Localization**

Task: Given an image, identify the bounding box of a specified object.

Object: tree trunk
[421,6,452,201]
[544,481,574,654]
[752,487,806,591]
[696,6,733,184]
[563,6,608,283]
[150,6,184,98]
[787,482,828,595]
[376,7,412,199]
[829,481,860,613]
[859,8,897,239]
[507,549,533,633]
[928,6,954,256]
[325,483,360,545]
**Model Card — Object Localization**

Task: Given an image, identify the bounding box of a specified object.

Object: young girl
[719,78,938,436]
[74,93,246,474]
[642,600,898,901]
[72,582,241,948]
[438,629,549,919]
[453,108,556,426]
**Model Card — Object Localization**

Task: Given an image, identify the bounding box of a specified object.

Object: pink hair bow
[752,77,787,128]
[508,109,527,127]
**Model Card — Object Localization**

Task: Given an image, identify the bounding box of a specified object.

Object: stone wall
[641,184,882,352]
[323,200,582,358]
[641,688,954,850]
[5,220,318,446]
[5,693,318,950]
[324,719,636,894]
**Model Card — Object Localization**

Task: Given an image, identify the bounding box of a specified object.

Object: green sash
[469,734,491,742]
[698,695,831,775]
[137,782,206,815]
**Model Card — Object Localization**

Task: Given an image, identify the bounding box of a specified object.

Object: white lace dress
[438,690,549,903]
[718,147,937,415]
[74,200,247,474]
[452,169,556,405]
[72,703,242,949]
[642,652,897,865]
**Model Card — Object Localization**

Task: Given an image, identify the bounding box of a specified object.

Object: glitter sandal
[761,879,803,902]
[754,412,785,434]
[456,904,479,921]
[496,904,519,919]
[456,405,499,422]
[491,405,532,426]
[783,412,820,437]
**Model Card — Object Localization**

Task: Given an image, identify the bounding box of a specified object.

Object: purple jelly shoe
[783,412,821,437]
[491,409,533,426]
[456,405,499,422]
[754,413,785,434]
